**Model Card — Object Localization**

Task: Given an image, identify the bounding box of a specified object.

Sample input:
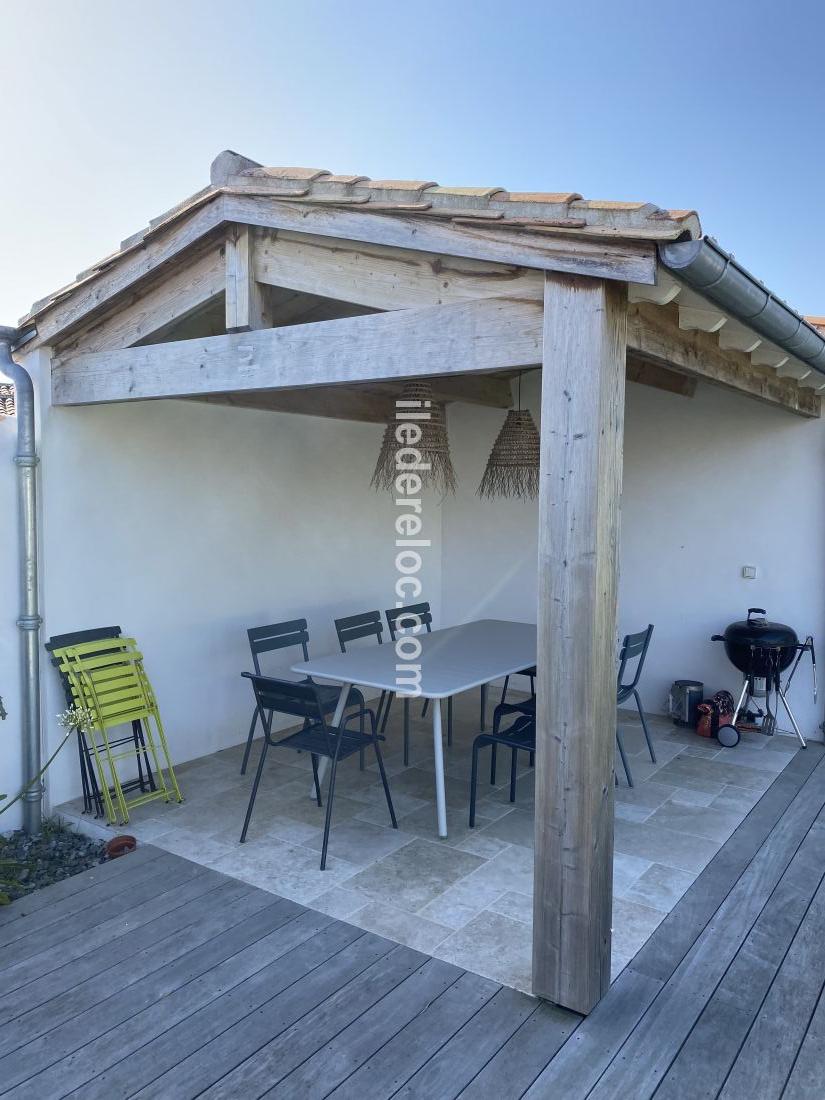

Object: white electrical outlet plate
[742,565,757,580]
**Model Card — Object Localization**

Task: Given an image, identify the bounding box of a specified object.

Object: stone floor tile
[645,800,744,843]
[434,911,533,993]
[477,809,535,849]
[488,891,533,925]
[345,838,485,911]
[350,899,453,953]
[613,818,721,874]
[621,862,695,913]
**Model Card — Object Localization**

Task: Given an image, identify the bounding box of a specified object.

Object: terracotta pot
[105,835,137,859]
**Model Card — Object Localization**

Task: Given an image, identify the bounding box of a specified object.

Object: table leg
[309,682,352,797]
[432,698,448,838]
[480,683,488,730]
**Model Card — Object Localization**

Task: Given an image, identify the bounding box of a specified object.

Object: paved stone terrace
[58,693,800,991]
[4,741,825,1098]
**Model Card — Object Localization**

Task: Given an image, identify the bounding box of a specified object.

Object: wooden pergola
[17,150,822,1014]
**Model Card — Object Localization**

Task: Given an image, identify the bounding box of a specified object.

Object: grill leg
[778,686,807,748]
[731,678,750,727]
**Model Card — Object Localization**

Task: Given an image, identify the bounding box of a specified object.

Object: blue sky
[2,0,824,324]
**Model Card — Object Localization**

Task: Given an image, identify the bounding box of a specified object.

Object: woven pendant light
[477,375,540,500]
[371,380,457,495]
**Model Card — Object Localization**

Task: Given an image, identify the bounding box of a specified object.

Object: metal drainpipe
[0,326,43,834]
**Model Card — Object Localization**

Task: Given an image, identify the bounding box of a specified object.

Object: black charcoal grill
[711,608,815,748]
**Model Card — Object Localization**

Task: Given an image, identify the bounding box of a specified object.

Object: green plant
[0,704,93,903]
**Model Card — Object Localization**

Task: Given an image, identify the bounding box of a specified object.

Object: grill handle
[747,608,767,621]
[711,634,725,642]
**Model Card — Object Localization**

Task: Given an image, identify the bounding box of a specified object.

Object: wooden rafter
[53,240,226,357]
[628,303,821,418]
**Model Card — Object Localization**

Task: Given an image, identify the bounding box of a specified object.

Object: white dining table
[292,618,537,837]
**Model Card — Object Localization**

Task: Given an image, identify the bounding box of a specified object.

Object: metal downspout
[0,326,43,834]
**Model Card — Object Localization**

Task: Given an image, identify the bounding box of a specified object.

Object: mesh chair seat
[275,718,379,760]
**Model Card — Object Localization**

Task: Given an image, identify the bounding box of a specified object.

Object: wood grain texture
[532,273,627,1014]
[26,196,227,349]
[51,297,543,406]
[225,193,657,285]
[53,242,226,357]
[254,227,545,309]
[224,225,269,332]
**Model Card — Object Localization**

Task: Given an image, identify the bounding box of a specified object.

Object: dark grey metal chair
[334,610,388,770]
[615,624,656,787]
[241,619,364,775]
[383,602,449,763]
[240,674,396,869]
[469,712,535,827]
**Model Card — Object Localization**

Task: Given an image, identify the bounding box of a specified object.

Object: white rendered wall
[442,377,825,741]
[5,366,825,822]
[34,397,442,812]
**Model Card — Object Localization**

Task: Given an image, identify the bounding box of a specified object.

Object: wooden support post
[225,226,269,332]
[533,272,627,1014]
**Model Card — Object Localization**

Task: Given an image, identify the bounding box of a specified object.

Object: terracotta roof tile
[18,151,706,326]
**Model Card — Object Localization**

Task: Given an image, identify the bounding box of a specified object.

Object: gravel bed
[0,819,106,904]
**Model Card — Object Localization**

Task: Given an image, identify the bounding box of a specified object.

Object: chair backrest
[617,625,654,692]
[243,672,331,748]
[335,610,383,653]
[385,602,433,642]
[247,619,310,675]
[46,626,123,707]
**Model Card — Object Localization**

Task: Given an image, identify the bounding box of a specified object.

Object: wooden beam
[361,373,515,409]
[254,228,545,310]
[26,195,228,350]
[225,226,269,331]
[193,387,393,423]
[629,303,821,418]
[626,353,697,398]
[225,194,657,285]
[533,274,626,1014]
[52,297,543,406]
[53,243,226,357]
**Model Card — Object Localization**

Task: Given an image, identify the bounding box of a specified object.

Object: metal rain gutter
[659,237,825,376]
[0,325,43,834]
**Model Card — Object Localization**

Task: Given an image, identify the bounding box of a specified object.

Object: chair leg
[490,743,498,786]
[616,729,634,787]
[422,698,429,718]
[510,748,518,802]
[359,707,365,772]
[240,707,259,775]
[379,691,393,734]
[321,742,343,871]
[480,683,488,730]
[372,726,398,829]
[447,697,453,747]
[499,675,510,707]
[310,753,322,807]
[403,697,410,766]
[635,689,656,763]
[469,741,481,827]
[529,751,535,768]
[240,736,269,842]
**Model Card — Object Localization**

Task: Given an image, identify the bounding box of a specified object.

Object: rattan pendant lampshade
[477,376,540,500]
[371,380,457,494]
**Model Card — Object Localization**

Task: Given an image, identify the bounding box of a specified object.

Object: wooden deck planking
[1,742,824,1100]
